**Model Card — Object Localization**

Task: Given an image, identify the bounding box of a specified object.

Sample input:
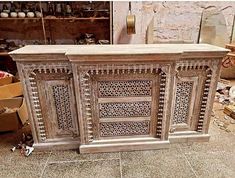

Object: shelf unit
[0,17,110,20]
[0,1,113,74]
[0,1,113,45]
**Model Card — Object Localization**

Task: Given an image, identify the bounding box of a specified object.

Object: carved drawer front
[26,65,79,142]
[171,61,213,133]
[96,78,154,138]
[78,64,169,144]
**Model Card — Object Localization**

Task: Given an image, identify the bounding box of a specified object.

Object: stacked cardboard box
[0,74,28,132]
[224,105,235,120]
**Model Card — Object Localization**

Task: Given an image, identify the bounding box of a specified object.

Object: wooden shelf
[0,17,41,20]
[45,17,109,20]
[0,51,9,56]
[0,1,112,48]
[0,17,109,20]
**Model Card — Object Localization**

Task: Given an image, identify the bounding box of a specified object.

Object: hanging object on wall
[126,1,136,35]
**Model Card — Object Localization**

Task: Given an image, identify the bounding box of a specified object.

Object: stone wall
[113,1,235,44]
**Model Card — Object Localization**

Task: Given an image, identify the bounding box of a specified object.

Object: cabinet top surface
[10,44,229,56]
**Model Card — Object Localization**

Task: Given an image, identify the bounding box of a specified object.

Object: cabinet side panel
[16,62,39,143]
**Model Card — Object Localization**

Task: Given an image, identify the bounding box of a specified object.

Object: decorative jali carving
[79,71,93,142]
[175,59,215,132]
[100,121,150,137]
[156,70,167,138]
[79,63,160,76]
[197,69,212,132]
[29,72,46,141]
[78,63,169,142]
[176,59,210,71]
[173,81,193,125]
[24,62,76,141]
[99,101,151,118]
[98,80,152,97]
[52,85,73,130]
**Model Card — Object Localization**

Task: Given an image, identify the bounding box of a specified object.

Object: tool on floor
[10,133,34,156]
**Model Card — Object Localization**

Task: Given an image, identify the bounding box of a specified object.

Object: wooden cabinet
[10,44,228,152]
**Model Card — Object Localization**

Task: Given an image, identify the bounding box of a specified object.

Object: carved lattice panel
[99,101,151,118]
[173,81,193,125]
[52,85,73,130]
[171,60,217,133]
[21,62,79,141]
[98,80,152,97]
[100,121,150,137]
[78,63,169,142]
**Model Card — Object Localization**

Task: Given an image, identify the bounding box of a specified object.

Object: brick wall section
[113,1,235,44]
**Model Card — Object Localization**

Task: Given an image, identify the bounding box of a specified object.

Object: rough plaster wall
[113,1,145,44]
[113,1,235,44]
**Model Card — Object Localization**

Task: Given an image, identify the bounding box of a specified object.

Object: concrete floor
[0,103,235,178]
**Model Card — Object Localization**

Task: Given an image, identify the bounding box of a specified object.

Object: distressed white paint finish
[10,44,228,153]
[10,44,228,57]
[113,1,235,44]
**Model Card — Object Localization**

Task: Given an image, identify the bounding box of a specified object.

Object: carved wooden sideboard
[10,44,229,153]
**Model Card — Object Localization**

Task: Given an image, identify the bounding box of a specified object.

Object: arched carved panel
[22,62,79,141]
[171,59,218,133]
[78,63,170,143]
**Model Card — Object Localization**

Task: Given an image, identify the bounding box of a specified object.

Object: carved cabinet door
[24,64,79,142]
[91,74,158,140]
[77,63,169,144]
[170,64,212,133]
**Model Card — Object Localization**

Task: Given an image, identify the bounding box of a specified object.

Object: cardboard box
[0,97,28,132]
[0,76,13,86]
[224,105,235,120]
[17,98,28,125]
[0,81,23,99]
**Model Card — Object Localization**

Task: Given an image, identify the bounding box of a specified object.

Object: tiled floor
[0,104,235,178]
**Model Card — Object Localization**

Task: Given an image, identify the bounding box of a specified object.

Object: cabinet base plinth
[33,140,80,151]
[79,141,170,154]
[169,134,210,143]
